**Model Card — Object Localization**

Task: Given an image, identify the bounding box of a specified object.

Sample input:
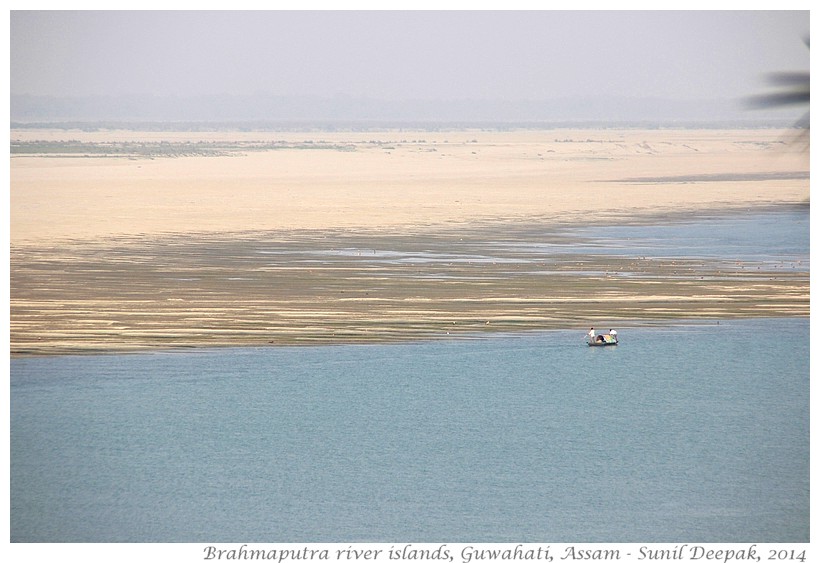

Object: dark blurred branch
[766,71,811,85]
[746,72,809,109]
[745,37,808,147]
[747,91,809,108]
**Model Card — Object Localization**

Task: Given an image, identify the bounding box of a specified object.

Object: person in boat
[588,328,596,342]
[609,328,618,341]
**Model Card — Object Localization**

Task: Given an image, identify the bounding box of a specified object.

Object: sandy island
[10,128,809,355]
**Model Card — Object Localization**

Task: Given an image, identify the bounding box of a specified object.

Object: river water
[10,208,810,543]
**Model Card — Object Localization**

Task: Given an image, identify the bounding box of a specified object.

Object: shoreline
[10,317,809,359]
[11,205,808,357]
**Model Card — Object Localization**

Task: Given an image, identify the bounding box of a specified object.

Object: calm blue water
[10,318,809,543]
[499,207,809,270]
[571,208,809,266]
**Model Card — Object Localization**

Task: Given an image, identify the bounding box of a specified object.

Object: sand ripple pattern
[11,223,808,355]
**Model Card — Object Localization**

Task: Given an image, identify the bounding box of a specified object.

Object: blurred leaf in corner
[746,36,809,148]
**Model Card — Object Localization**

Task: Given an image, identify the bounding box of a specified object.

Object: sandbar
[10,128,809,355]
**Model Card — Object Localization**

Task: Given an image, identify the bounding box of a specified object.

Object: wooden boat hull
[587,340,618,347]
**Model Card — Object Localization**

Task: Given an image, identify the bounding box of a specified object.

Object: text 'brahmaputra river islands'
[203,543,807,563]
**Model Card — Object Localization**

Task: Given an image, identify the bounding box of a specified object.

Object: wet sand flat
[10,128,809,355]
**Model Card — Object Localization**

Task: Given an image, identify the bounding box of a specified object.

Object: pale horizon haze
[8,9,811,123]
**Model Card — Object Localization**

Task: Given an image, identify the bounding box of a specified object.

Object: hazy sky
[10,10,810,102]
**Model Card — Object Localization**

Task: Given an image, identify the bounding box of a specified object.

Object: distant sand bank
[10,129,809,355]
[11,128,808,243]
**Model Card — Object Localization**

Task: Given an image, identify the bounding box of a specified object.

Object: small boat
[588,334,618,347]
